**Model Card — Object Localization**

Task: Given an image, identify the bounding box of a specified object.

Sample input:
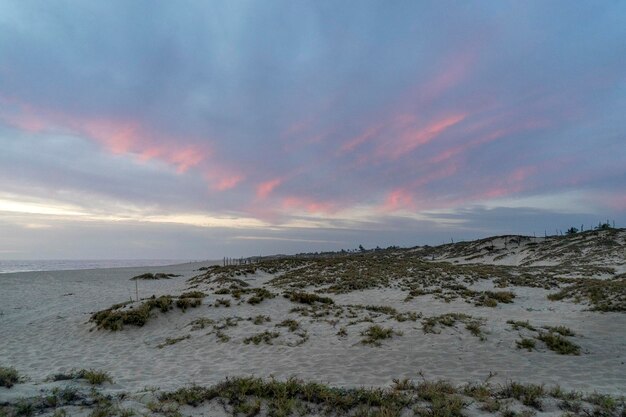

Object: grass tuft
[244,331,280,345]
[360,325,400,346]
[507,320,536,331]
[537,332,580,355]
[0,366,20,388]
[91,293,202,330]
[276,319,300,332]
[516,338,536,351]
[287,292,334,305]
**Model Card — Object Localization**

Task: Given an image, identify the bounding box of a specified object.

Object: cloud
[0,0,624,258]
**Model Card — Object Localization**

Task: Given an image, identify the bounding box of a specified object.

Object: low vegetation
[156,376,626,417]
[0,366,20,388]
[251,315,271,325]
[50,369,113,385]
[157,335,191,349]
[507,320,580,355]
[90,293,204,330]
[507,320,536,331]
[243,331,280,345]
[286,291,334,305]
[214,298,231,307]
[247,288,276,305]
[1,376,624,417]
[475,291,516,307]
[176,295,203,311]
[547,277,625,312]
[422,313,486,339]
[537,332,580,355]
[360,325,402,346]
[516,338,536,351]
[276,319,300,332]
[543,325,575,336]
[499,382,545,409]
[131,272,180,280]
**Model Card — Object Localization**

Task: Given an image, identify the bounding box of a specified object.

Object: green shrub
[537,332,580,355]
[360,325,399,346]
[244,331,280,345]
[0,366,20,388]
[247,288,276,305]
[179,291,206,299]
[543,326,575,336]
[252,315,271,325]
[507,320,536,331]
[516,338,536,351]
[215,298,231,307]
[157,335,191,349]
[176,297,202,311]
[287,292,334,305]
[276,319,300,332]
[82,369,113,385]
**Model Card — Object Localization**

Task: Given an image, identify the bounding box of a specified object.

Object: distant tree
[566,227,579,235]
[358,244,365,252]
[596,221,611,230]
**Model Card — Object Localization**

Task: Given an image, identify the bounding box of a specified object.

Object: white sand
[1,259,624,403]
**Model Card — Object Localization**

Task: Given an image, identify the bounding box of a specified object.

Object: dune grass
[50,369,112,385]
[537,332,580,355]
[0,366,20,388]
[157,377,625,417]
[276,319,300,332]
[286,291,334,305]
[421,313,486,339]
[516,338,536,351]
[360,325,402,346]
[130,272,179,280]
[90,294,203,331]
[243,331,280,345]
[547,277,625,312]
[507,320,536,331]
[157,335,191,349]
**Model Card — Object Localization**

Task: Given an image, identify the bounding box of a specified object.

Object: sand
[1,233,625,415]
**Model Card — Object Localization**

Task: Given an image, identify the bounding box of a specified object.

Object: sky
[0,1,625,260]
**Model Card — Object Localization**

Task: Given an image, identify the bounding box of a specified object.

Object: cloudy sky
[1,1,624,260]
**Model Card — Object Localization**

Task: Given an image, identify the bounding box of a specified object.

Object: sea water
[0,259,191,274]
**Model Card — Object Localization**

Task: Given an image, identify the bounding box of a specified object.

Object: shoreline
[0,259,217,275]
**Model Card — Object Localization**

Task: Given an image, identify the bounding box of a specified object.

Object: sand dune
[1,231,624,416]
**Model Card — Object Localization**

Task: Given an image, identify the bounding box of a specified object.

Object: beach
[1,231,625,416]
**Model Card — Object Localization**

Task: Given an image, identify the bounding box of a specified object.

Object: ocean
[0,259,192,274]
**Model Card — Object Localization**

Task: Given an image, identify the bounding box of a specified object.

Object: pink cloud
[420,49,478,103]
[203,169,245,191]
[383,188,415,211]
[339,124,383,154]
[0,97,232,180]
[281,196,336,214]
[256,178,283,199]
[379,113,467,160]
